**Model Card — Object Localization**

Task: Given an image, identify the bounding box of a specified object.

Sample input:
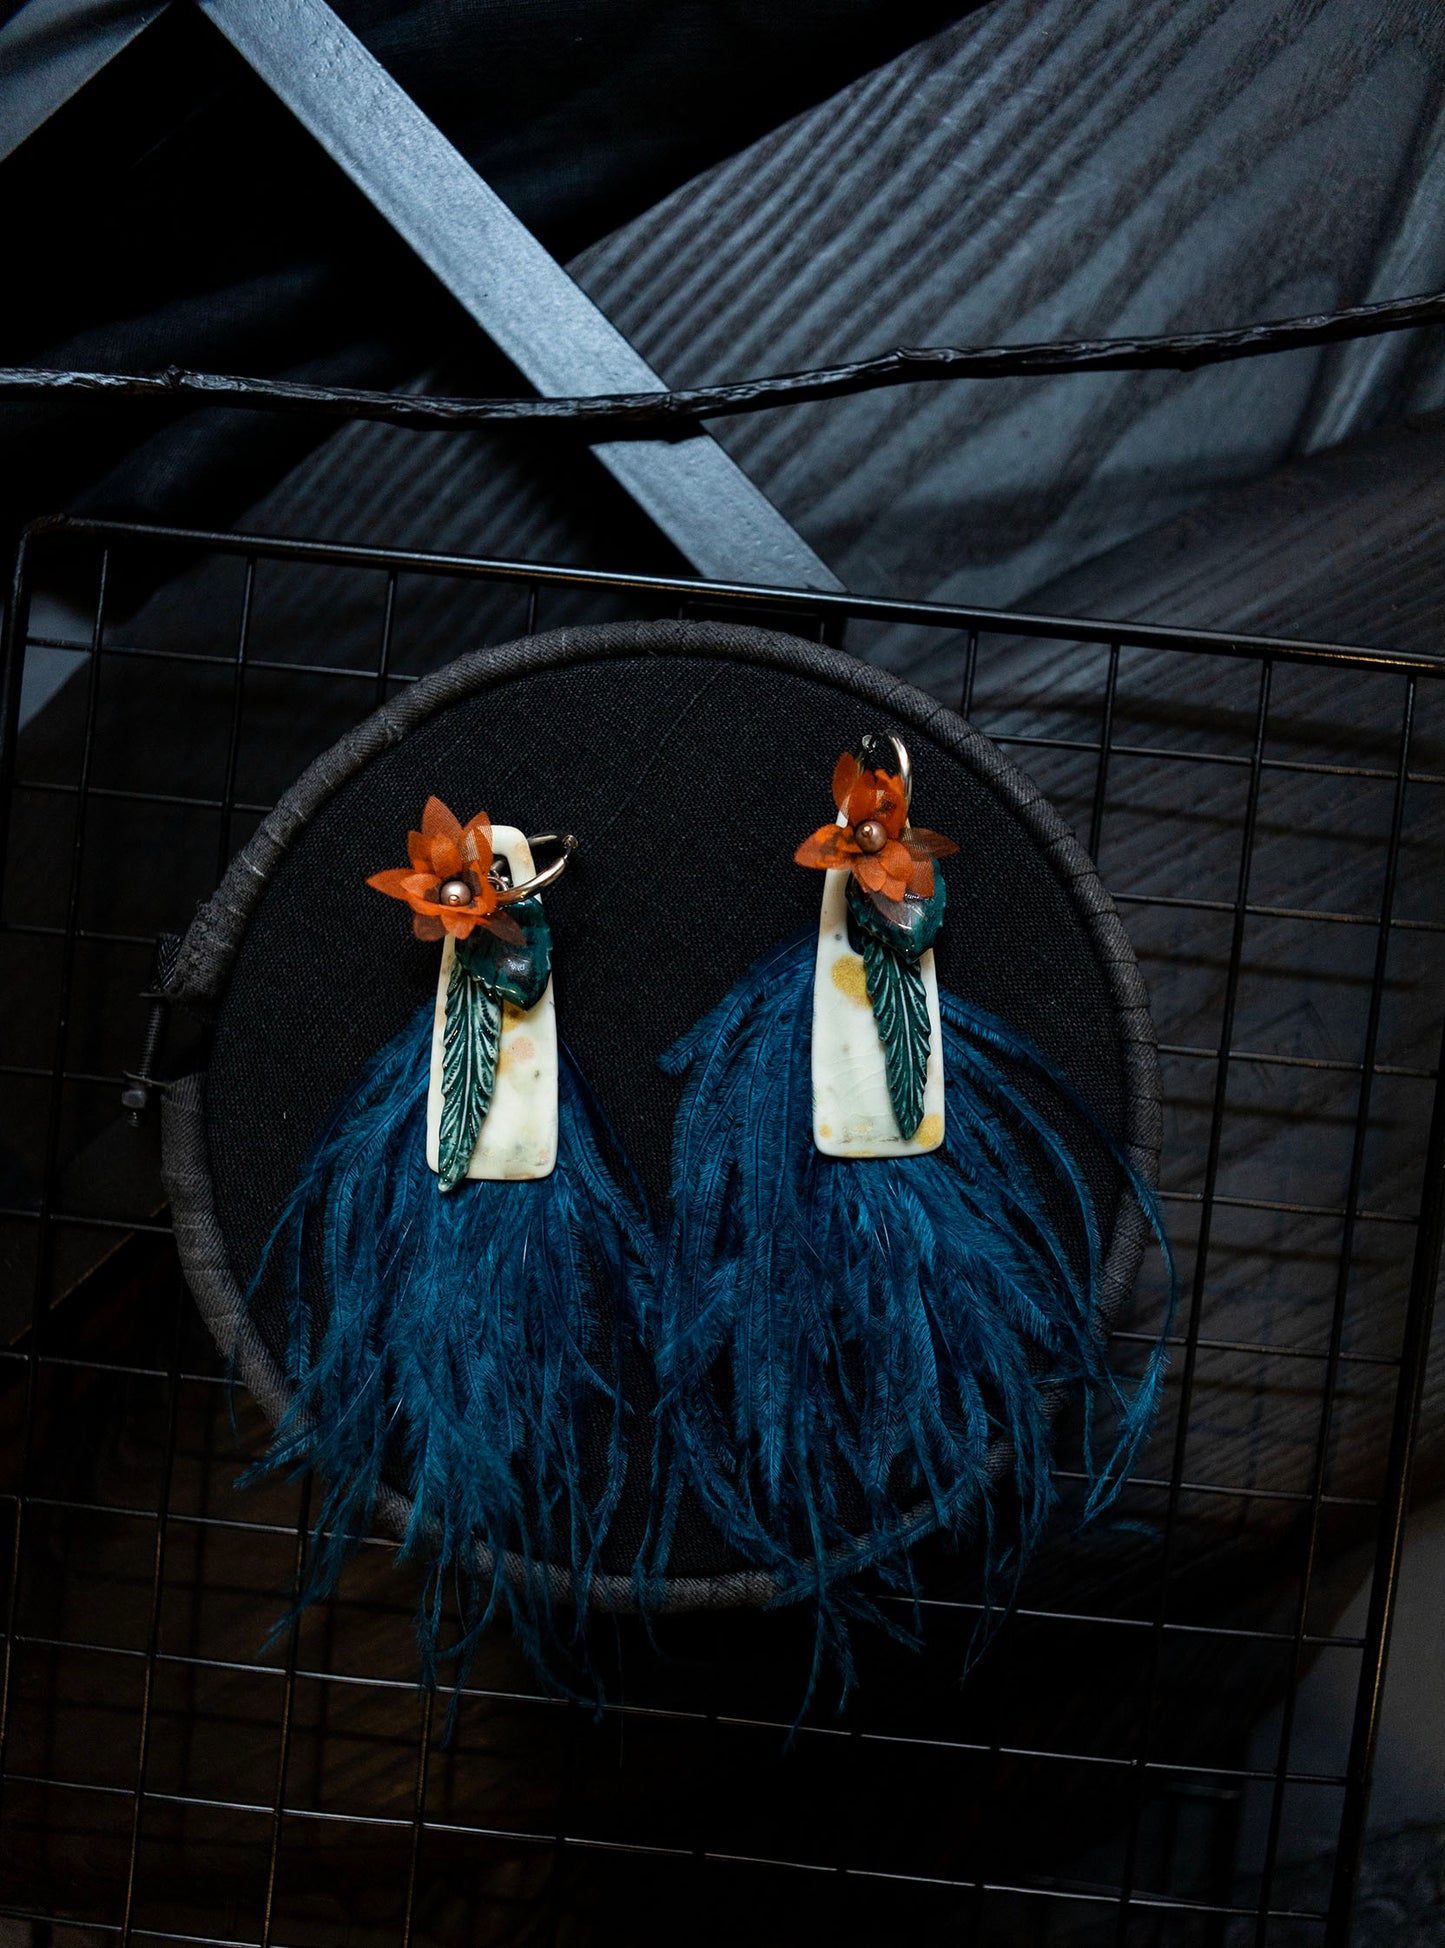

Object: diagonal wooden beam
[0,0,170,164]
[199,0,839,589]
[1,0,841,589]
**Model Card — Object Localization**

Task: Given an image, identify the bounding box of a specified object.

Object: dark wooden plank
[198,0,1445,636]
[0,0,169,164]
[199,0,840,592]
[574,0,1445,616]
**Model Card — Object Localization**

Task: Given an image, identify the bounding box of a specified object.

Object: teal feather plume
[647,932,1173,1692]
[239,926,1169,1714]
[243,1001,653,1699]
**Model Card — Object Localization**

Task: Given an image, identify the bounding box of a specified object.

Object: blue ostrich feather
[239,930,1170,1713]
[646,933,1173,1690]
[242,1002,654,1698]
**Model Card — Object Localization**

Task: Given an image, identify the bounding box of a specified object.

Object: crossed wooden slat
[0,0,842,592]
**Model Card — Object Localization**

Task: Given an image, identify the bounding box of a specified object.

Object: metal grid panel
[0,515,1441,1948]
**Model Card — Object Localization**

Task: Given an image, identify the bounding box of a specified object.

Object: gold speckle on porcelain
[830,955,870,1004]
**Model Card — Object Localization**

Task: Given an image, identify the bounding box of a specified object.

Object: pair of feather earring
[248,735,1169,1699]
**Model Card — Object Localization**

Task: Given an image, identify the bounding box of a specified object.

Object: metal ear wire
[890,737,912,814]
[493,831,579,904]
[855,733,913,815]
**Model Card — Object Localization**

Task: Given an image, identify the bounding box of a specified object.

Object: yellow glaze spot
[830,955,870,1005]
[817,1122,833,1139]
[502,1001,527,1027]
[914,1113,945,1149]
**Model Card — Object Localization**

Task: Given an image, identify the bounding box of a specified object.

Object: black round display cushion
[162,620,1160,1605]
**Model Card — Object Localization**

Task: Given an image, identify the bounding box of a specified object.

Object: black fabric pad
[202,644,1133,1582]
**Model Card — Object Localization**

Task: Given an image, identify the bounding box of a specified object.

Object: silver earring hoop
[494,832,579,904]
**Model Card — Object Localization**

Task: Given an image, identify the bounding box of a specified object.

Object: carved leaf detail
[860,929,930,1140]
[437,956,502,1191]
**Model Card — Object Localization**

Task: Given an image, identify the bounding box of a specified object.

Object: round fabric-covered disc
[162,620,1161,1607]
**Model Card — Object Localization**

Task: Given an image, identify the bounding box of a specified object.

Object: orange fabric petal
[421,796,462,843]
[907,857,936,898]
[879,839,912,882]
[460,814,493,869]
[854,854,888,893]
[424,835,462,881]
[832,752,862,811]
[445,906,511,942]
[373,836,507,942]
[845,773,882,826]
[406,830,431,872]
[875,775,908,838]
[905,827,958,860]
[795,827,858,870]
[843,769,908,837]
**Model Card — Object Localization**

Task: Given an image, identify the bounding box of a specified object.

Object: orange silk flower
[793,752,958,903]
[367,796,518,942]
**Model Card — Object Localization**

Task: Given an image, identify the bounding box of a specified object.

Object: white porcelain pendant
[425,826,558,1181]
[811,856,945,1159]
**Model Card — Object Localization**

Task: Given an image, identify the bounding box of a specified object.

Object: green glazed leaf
[846,865,946,959]
[859,927,931,1140]
[437,957,503,1191]
[845,866,944,1139]
[455,895,552,1009]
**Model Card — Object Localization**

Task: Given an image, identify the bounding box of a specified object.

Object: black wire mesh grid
[1,513,1442,1948]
